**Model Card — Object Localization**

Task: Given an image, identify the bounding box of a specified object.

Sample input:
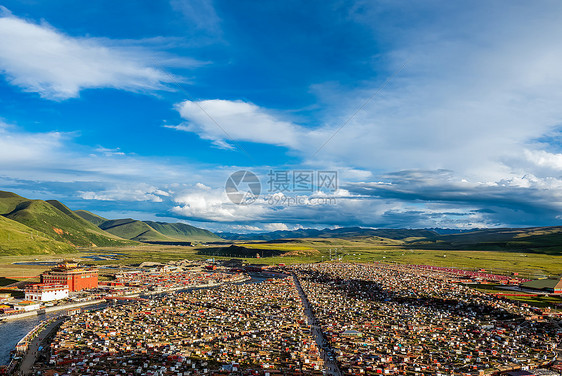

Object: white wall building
[24,284,69,302]
[13,302,41,312]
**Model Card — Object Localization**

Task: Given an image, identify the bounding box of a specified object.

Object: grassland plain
[238,238,562,278]
[0,241,560,309]
[1,238,559,279]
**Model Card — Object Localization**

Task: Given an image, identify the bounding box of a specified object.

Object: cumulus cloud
[0,9,189,99]
[523,149,562,172]
[172,186,268,222]
[263,223,305,232]
[227,224,262,232]
[5,115,560,228]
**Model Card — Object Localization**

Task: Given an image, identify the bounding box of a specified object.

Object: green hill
[98,218,222,243]
[0,191,223,252]
[99,219,172,242]
[0,191,28,215]
[74,209,108,226]
[144,221,221,242]
[408,226,562,255]
[4,199,134,247]
[0,215,74,255]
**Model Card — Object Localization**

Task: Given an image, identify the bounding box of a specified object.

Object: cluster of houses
[291,263,561,376]
[31,277,325,375]
[0,260,253,316]
[3,256,560,375]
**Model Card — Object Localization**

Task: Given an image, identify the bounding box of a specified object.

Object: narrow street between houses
[293,273,342,376]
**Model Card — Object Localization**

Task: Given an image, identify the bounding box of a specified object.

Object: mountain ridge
[219,226,562,254]
[0,190,222,254]
[76,212,222,243]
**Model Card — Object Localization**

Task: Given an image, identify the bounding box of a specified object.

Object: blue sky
[1,0,562,232]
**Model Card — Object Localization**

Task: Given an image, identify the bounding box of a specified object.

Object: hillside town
[0,260,248,316]
[291,263,561,376]
[30,277,324,375]
[0,259,560,375]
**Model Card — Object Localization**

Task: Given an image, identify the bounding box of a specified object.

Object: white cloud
[0,122,211,204]
[262,223,305,232]
[523,149,562,171]
[172,183,278,222]
[95,147,126,157]
[171,99,312,149]
[4,115,560,228]
[170,2,562,188]
[79,185,171,202]
[0,121,66,165]
[227,224,262,232]
[170,0,221,34]
[0,9,187,99]
[263,223,290,231]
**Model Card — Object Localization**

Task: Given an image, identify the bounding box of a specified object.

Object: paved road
[293,273,342,376]
[18,318,64,375]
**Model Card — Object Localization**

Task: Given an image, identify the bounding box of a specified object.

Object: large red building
[41,261,98,292]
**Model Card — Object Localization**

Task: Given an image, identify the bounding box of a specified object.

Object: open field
[240,239,562,278]
[503,294,562,309]
[0,240,559,310]
[0,238,559,280]
[471,284,562,311]
[0,245,205,280]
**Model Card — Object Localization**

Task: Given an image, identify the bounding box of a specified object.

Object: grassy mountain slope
[417,226,562,254]
[99,219,172,242]
[99,219,221,243]
[0,215,74,255]
[0,191,28,215]
[74,209,108,226]
[5,200,133,247]
[144,221,221,242]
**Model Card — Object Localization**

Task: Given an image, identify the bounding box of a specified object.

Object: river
[0,312,57,365]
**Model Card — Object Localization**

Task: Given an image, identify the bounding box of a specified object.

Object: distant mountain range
[219,227,440,241]
[1,189,561,256]
[220,226,562,254]
[0,190,221,254]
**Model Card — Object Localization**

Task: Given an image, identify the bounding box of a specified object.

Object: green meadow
[0,238,559,280]
[0,239,559,309]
